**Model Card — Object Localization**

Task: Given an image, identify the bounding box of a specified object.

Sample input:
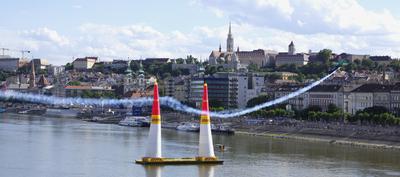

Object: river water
[0,114,399,177]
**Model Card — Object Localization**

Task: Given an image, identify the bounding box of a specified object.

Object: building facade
[305,85,344,111]
[208,23,244,71]
[235,73,265,108]
[189,78,204,107]
[275,41,309,67]
[65,85,113,97]
[0,55,26,72]
[47,65,65,76]
[271,84,307,110]
[73,57,97,70]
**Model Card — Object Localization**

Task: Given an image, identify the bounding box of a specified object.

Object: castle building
[209,23,277,69]
[226,22,234,53]
[275,41,309,67]
[208,23,244,71]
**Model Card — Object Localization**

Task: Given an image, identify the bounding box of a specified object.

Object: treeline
[296,104,343,121]
[295,105,400,126]
[348,106,400,126]
[81,90,119,99]
[246,95,400,126]
[0,70,15,81]
[246,95,294,118]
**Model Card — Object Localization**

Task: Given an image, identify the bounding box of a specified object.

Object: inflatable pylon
[136,82,223,165]
[143,82,162,159]
[198,83,216,159]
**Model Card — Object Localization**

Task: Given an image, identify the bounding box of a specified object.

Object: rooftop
[351,83,392,92]
[308,85,342,92]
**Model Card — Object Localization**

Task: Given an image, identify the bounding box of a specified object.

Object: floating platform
[136,157,224,165]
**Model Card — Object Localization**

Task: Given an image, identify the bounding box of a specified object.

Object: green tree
[361,59,375,70]
[175,58,184,64]
[65,63,73,70]
[344,62,355,72]
[363,106,388,115]
[67,81,81,86]
[0,71,14,81]
[389,60,400,71]
[317,49,332,64]
[130,61,141,72]
[204,65,217,76]
[247,95,271,108]
[186,55,198,64]
[247,63,259,72]
[265,73,281,83]
[327,104,340,113]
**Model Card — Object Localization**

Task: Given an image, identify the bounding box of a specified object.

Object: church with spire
[208,22,244,71]
[122,60,157,98]
[209,22,278,70]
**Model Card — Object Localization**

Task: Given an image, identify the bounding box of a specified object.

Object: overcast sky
[1,0,400,65]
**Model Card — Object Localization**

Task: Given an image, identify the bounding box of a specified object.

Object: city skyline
[1,0,400,65]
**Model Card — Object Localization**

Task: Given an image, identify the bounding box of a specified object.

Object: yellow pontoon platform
[136,157,223,165]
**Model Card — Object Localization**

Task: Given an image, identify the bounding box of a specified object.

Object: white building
[348,84,391,114]
[305,85,344,111]
[47,65,65,76]
[189,78,204,107]
[73,57,97,70]
[236,73,265,108]
[272,84,307,110]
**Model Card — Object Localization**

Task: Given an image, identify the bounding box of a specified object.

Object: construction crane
[0,48,9,55]
[20,50,31,59]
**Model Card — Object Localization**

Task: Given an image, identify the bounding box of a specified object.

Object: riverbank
[161,112,400,150]
[2,111,400,151]
[235,130,400,150]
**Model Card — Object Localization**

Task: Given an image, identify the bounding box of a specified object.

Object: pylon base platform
[135,157,223,165]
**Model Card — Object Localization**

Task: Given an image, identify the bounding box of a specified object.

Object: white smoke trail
[161,68,338,118]
[0,69,338,118]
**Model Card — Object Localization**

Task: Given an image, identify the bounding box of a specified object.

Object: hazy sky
[1,0,400,65]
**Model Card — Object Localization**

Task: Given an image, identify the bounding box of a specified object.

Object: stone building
[164,76,190,102]
[73,57,97,71]
[208,23,244,71]
[305,85,344,111]
[275,41,309,67]
[349,84,390,114]
[0,55,27,72]
[391,83,400,115]
[270,84,307,110]
[65,85,113,97]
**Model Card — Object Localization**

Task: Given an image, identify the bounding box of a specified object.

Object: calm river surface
[0,114,399,177]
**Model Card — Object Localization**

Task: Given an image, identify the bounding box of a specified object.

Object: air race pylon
[143,82,162,160]
[136,82,222,165]
[197,83,216,160]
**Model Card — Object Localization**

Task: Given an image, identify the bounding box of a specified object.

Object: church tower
[226,22,234,53]
[123,60,134,93]
[138,60,145,89]
[288,41,295,55]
